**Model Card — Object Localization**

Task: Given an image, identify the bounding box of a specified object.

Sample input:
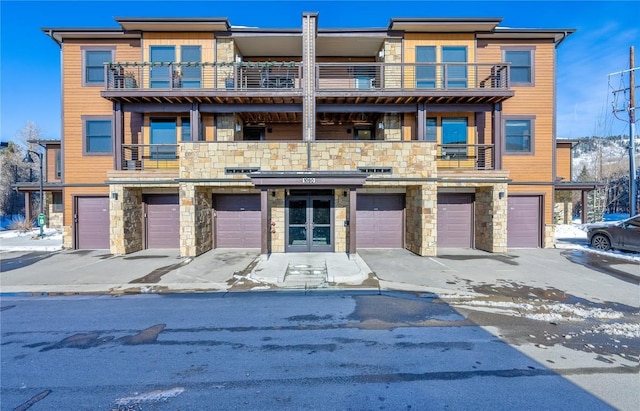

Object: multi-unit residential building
[38,13,577,257]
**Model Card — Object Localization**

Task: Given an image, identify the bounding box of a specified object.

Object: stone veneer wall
[544,224,555,248]
[215,114,236,142]
[63,225,72,249]
[405,184,438,256]
[268,189,285,253]
[382,114,402,141]
[334,191,348,252]
[474,184,508,253]
[110,186,143,255]
[216,38,235,89]
[179,184,213,257]
[47,204,63,229]
[383,38,402,89]
[180,141,437,180]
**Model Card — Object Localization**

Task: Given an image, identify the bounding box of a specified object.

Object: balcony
[102,61,513,105]
[117,141,497,176]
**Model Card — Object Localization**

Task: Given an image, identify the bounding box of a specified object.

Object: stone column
[475,184,508,253]
[268,189,285,253]
[180,182,197,257]
[194,186,213,256]
[406,184,437,256]
[110,185,143,255]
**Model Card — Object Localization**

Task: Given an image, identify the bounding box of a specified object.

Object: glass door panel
[286,195,334,252]
[312,199,331,248]
[288,198,308,248]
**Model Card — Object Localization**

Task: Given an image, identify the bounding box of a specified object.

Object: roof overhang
[115,17,230,32]
[478,28,576,44]
[389,18,502,32]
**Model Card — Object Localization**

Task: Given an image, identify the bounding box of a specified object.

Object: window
[181,117,191,142]
[84,50,112,85]
[415,46,436,88]
[441,118,468,158]
[504,49,534,85]
[150,46,176,88]
[505,118,534,153]
[55,150,61,179]
[84,118,112,154]
[442,47,467,88]
[180,46,201,88]
[150,118,177,159]
[52,192,63,212]
[425,117,437,141]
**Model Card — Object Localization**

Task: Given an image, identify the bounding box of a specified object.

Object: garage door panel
[437,194,473,248]
[357,194,404,248]
[507,196,541,248]
[76,197,110,249]
[216,195,261,248]
[145,195,180,249]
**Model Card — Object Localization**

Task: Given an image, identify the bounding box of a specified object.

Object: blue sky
[1,0,638,141]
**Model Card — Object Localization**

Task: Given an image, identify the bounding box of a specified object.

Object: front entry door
[286,195,333,252]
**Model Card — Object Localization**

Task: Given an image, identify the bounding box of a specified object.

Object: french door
[286,195,334,252]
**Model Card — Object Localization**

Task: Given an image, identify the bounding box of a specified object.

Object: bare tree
[0,122,42,220]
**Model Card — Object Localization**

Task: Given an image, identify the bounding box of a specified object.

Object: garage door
[215,195,261,248]
[507,196,541,247]
[357,194,404,248]
[76,196,110,249]
[145,195,180,249]
[437,193,474,247]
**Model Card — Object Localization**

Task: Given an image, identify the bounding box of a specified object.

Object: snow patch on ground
[587,323,640,338]
[455,299,627,323]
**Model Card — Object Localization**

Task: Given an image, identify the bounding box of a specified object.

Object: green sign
[37,213,46,226]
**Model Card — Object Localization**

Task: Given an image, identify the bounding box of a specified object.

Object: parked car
[587,214,640,252]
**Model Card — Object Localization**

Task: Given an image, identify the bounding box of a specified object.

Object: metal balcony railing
[121,144,180,170]
[105,62,302,91]
[316,62,510,91]
[105,61,509,92]
[436,144,495,170]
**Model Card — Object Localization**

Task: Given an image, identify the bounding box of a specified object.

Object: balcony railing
[317,62,509,91]
[121,144,180,170]
[106,62,302,91]
[105,62,509,92]
[120,142,495,172]
[436,144,495,170]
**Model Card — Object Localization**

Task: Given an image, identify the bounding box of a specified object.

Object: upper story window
[55,150,61,179]
[442,46,467,88]
[150,118,178,159]
[503,48,534,85]
[441,117,468,158]
[415,46,436,88]
[180,46,202,88]
[83,49,113,86]
[83,117,112,155]
[150,46,176,88]
[505,117,535,154]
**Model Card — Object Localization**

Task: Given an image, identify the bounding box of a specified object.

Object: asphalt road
[1,291,635,411]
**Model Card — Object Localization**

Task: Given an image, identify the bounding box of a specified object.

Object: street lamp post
[24,150,44,238]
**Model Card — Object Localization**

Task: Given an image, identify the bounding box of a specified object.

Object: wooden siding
[477,39,556,184]
[62,39,141,187]
[556,143,572,181]
[46,146,61,183]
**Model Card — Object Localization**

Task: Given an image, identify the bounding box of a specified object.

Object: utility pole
[630,46,637,216]
[609,46,638,216]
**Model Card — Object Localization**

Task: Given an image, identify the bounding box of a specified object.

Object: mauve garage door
[76,196,110,249]
[507,196,541,247]
[145,195,180,249]
[437,193,474,247]
[357,194,404,248]
[215,195,261,248]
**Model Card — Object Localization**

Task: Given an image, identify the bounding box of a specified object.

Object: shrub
[7,215,34,232]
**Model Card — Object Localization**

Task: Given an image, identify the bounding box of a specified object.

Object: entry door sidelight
[286,195,334,252]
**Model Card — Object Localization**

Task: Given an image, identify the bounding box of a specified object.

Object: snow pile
[554,224,587,239]
[588,323,640,338]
